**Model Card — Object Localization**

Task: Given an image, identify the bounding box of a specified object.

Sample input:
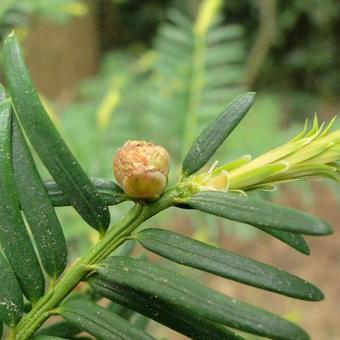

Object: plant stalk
[15,190,176,339]
[181,34,206,160]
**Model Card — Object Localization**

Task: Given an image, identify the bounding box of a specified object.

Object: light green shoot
[193,116,340,192]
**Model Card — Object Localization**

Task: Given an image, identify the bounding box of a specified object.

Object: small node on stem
[82,264,97,272]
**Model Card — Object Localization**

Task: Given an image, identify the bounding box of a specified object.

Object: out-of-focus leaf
[0,98,45,302]
[135,228,323,300]
[90,277,245,340]
[2,32,110,232]
[182,92,255,176]
[32,336,68,340]
[59,298,154,340]
[43,177,127,207]
[0,252,24,326]
[91,256,309,339]
[36,321,81,338]
[261,228,310,255]
[176,200,310,254]
[32,335,67,340]
[130,313,150,331]
[184,190,332,235]
[12,114,67,278]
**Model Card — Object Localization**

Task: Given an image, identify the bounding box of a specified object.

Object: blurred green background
[0,1,339,339]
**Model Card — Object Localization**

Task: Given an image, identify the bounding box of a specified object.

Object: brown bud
[113,140,170,199]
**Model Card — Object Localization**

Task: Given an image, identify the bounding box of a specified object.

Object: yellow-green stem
[15,190,176,339]
[8,327,16,340]
[181,34,206,159]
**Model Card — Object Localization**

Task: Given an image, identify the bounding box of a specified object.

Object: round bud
[113,140,170,199]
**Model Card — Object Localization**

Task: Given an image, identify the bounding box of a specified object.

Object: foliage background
[0,0,339,339]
